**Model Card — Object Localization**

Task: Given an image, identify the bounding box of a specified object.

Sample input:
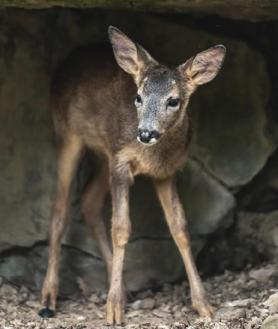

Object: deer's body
[39,27,225,324]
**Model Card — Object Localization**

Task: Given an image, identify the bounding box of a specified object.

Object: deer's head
[108,26,226,145]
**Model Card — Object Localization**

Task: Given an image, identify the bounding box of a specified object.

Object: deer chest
[117,142,188,179]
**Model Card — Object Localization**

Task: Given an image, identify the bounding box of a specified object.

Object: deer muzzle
[137,128,161,145]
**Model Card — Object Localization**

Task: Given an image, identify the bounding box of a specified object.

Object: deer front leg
[155,177,213,318]
[106,164,131,325]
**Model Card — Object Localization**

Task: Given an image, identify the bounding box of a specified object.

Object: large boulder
[0,19,54,251]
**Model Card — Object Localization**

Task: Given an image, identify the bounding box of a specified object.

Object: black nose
[138,129,160,143]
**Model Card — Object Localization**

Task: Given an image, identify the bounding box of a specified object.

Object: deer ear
[180,45,226,86]
[108,26,157,82]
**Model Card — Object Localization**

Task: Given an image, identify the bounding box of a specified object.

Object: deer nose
[138,129,160,144]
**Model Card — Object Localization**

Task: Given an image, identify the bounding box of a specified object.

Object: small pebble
[141,298,155,309]
[249,267,276,283]
[215,307,246,320]
[0,263,275,328]
[130,299,142,310]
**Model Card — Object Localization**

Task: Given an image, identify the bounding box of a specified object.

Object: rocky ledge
[1,0,278,22]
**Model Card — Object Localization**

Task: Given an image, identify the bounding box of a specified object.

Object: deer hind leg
[39,134,83,318]
[81,158,113,282]
[155,177,213,319]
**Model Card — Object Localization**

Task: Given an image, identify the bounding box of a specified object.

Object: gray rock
[215,307,246,321]
[126,310,142,319]
[245,317,262,329]
[130,300,142,311]
[240,151,278,212]
[152,309,170,318]
[224,298,254,308]
[141,298,156,310]
[0,24,54,253]
[1,0,278,21]
[189,43,273,187]
[212,324,229,329]
[264,292,278,313]
[261,315,278,329]
[0,284,18,298]
[178,160,235,235]
[237,212,278,260]
[258,216,278,259]
[89,293,101,304]
[249,267,277,283]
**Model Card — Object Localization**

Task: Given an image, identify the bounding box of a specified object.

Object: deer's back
[51,44,138,155]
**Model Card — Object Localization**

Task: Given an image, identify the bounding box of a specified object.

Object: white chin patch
[137,136,158,145]
[149,138,158,144]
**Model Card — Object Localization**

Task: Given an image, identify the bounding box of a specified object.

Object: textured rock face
[1,0,278,22]
[237,212,278,260]
[239,151,278,212]
[0,9,275,293]
[189,47,273,187]
[262,315,278,329]
[0,35,54,252]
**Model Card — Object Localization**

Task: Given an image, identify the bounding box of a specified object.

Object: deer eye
[167,97,180,108]
[135,94,142,105]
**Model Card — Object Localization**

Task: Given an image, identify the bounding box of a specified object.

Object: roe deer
[38,26,226,325]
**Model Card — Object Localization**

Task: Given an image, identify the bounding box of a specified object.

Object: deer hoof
[38,307,55,318]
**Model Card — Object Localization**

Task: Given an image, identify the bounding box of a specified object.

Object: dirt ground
[0,262,277,329]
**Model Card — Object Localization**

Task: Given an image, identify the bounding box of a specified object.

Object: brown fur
[40,27,225,324]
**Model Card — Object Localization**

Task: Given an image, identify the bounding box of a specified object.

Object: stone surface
[0,17,54,252]
[0,1,278,22]
[264,292,278,313]
[0,8,274,292]
[188,44,273,187]
[237,212,278,260]
[198,213,278,276]
[130,298,156,310]
[0,262,276,328]
[177,160,235,235]
[141,298,156,309]
[262,315,278,329]
[249,267,277,283]
[212,324,229,329]
[240,150,278,212]
[215,307,246,321]
[224,298,254,308]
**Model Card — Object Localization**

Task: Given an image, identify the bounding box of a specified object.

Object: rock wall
[0,8,276,294]
[1,1,278,21]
